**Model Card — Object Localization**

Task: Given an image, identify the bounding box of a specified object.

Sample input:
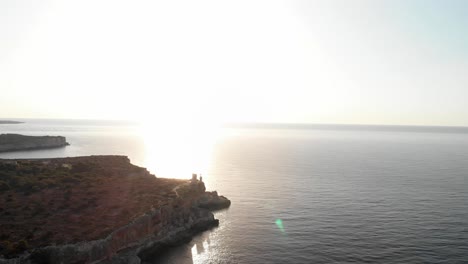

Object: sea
[1,119,467,264]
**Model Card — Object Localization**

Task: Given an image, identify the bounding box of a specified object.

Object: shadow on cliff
[143,231,214,264]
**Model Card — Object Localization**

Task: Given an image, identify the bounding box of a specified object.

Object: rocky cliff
[0,134,69,152]
[0,156,230,264]
[1,183,228,264]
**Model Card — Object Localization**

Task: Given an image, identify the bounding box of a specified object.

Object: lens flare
[275,219,285,233]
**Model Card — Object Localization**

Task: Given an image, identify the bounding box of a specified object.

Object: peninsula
[0,156,230,263]
[0,134,69,152]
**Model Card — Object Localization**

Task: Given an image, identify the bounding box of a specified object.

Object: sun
[135,115,221,179]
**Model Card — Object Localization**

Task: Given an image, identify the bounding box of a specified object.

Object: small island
[0,156,230,263]
[0,134,69,152]
[0,121,23,124]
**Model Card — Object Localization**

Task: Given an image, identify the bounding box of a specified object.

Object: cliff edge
[0,134,69,152]
[0,156,230,263]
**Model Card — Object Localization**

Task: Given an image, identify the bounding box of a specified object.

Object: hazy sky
[1,0,467,126]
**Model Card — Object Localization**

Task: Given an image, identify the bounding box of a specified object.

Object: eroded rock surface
[197,191,232,211]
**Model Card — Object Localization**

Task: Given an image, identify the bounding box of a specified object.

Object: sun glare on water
[137,120,221,180]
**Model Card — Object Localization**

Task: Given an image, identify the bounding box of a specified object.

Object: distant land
[226,123,468,134]
[0,120,23,124]
[0,134,69,152]
[0,156,230,263]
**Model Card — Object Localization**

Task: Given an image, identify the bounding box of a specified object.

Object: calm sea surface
[1,119,467,263]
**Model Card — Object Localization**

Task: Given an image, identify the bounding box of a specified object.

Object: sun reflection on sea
[137,122,221,179]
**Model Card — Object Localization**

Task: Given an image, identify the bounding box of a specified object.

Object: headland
[0,155,230,263]
[0,134,69,152]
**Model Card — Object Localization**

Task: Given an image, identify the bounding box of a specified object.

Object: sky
[1,0,468,127]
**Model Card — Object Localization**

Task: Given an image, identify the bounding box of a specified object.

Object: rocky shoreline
[0,157,230,264]
[2,193,228,264]
[0,134,69,152]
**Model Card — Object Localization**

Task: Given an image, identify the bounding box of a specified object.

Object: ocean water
[1,120,467,263]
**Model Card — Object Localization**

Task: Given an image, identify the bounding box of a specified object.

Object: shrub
[71,162,93,173]
[0,180,10,191]
[0,239,28,258]
[17,240,28,251]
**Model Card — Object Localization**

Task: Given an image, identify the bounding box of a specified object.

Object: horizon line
[2,117,468,130]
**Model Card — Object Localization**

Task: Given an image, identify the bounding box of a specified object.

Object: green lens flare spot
[275,218,285,233]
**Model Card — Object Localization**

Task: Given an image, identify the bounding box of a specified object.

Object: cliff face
[0,156,230,264]
[197,191,232,211]
[0,134,69,152]
[1,188,225,264]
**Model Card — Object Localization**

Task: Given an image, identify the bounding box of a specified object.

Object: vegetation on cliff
[0,156,188,258]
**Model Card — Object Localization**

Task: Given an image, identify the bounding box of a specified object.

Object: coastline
[0,156,230,264]
[0,134,69,153]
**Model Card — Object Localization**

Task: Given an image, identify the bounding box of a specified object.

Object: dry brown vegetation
[0,156,186,258]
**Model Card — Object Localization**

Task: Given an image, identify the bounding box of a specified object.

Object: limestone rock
[197,191,231,211]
